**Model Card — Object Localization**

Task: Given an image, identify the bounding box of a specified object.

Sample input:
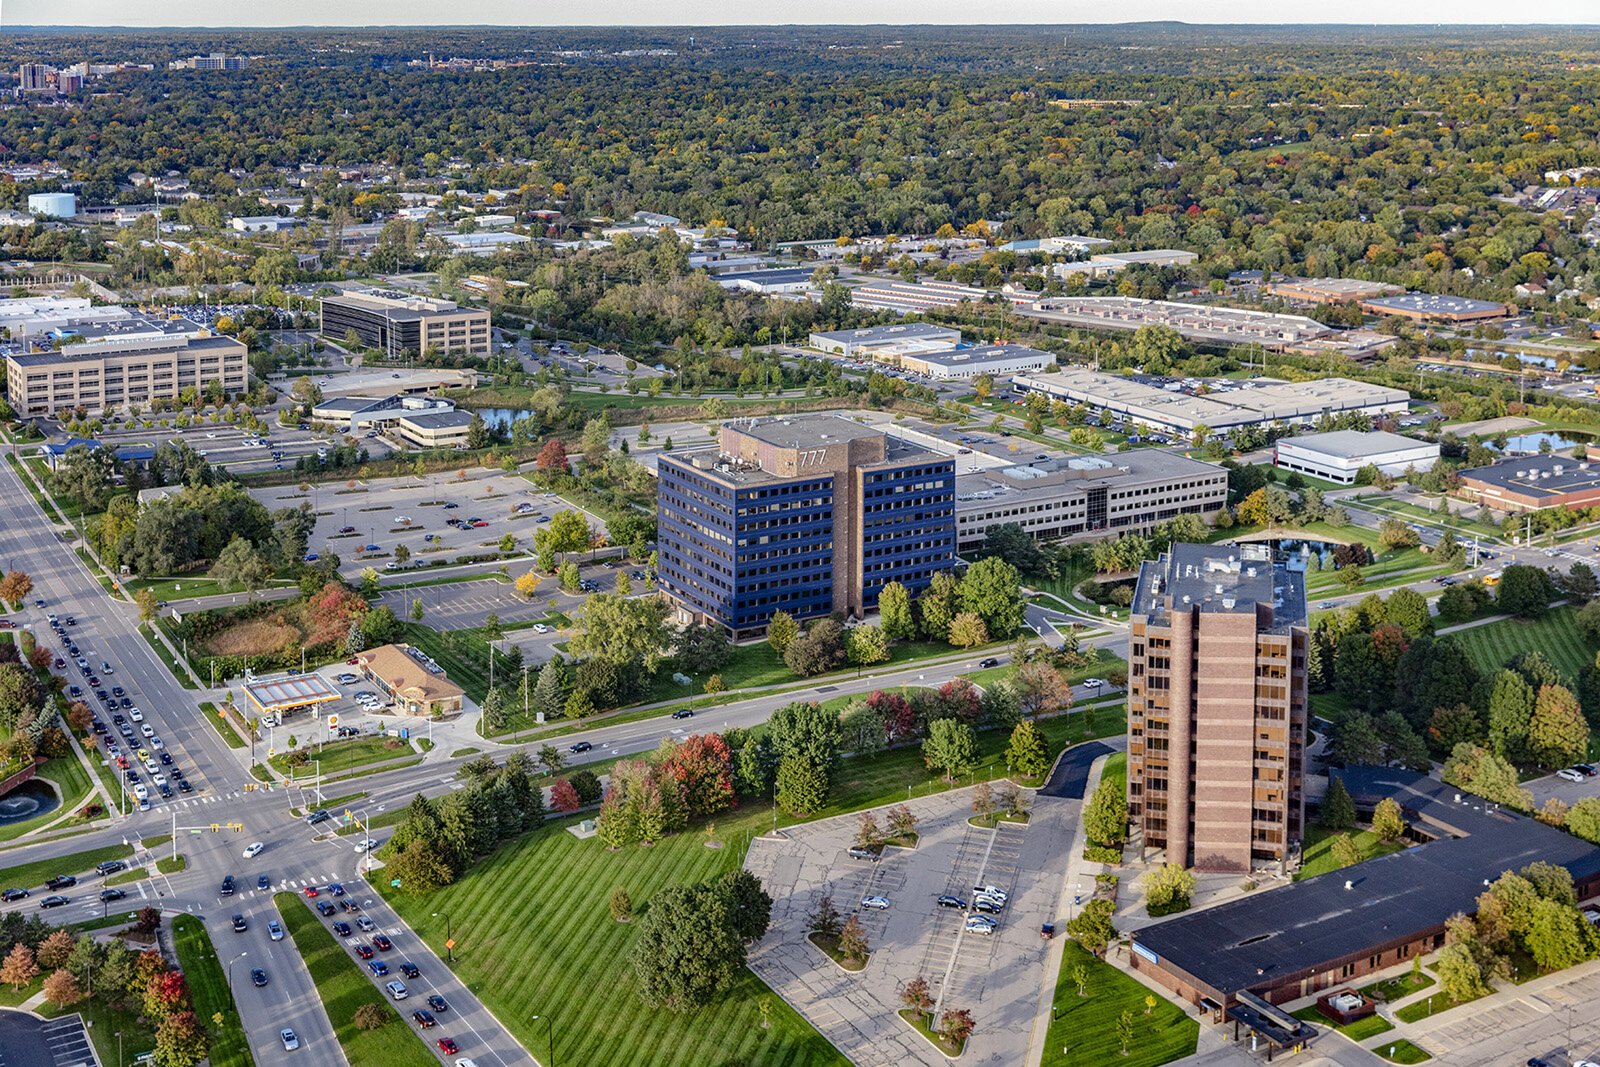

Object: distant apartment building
[319,290,490,358]
[657,414,956,637]
[173,53,247,70]
[1127,542,1309,873]
[5,324,248,417]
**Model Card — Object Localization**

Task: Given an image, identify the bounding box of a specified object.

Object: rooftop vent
[1223,597,1236,609]
[1344,880,1354,891]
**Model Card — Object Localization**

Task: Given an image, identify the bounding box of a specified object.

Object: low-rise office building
[954,450,1227,552]
[1012,368,1410,435]
[1456,453,1600,512]
[807,323,962,358]
[657,414,955,637]
[1358,293,1507,323]
[1273,430,1439,484]
[1263,277,1405,304]
[0,296,132,340]
[897,343,1054,380]
[309,393,459,433]
[6,322,248,417]
[391,410,476,449]
[319,290,490,357]
[1022,296,1332,347]
[230,215,303,233]
[713,268,814,294]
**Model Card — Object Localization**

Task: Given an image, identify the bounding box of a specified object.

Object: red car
[346,657,360,665]
[303,886,319,898]
[116,756,129,769]
[372,934,393,951]
[437,1038,459,1054]
[354,944,373,960]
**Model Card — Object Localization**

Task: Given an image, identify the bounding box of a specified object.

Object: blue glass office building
[658,416,955,637]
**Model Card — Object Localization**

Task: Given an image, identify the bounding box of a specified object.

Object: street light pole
[532,1013,555,1067]
[432,911,453,963]
[228,951,248,995]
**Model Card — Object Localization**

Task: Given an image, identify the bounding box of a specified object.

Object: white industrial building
[898,343,1055,380]
[0,296,133,340]
[442,231,531,253]
[808,323,963,358]
[1022,296,1331,347]
[230,215,303,233]
[26,192,77,218]
[713,268,814,294]
[1273,430,1439,485]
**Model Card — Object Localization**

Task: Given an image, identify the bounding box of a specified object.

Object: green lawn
[39,987,155,1065]
[1296,827,1405,881]
[1361,970,1434,1003]
[199,701,249,749]
[1395,985,1491,1023]
[139,623,198,689]
[1347,496,1503,540]
[1100,751,1127,794]
[0,842,133,890]
[273,892,437,1067]
[0,755,99,844]
[1305,546,1451,594]
[268,735,416,777]
[397,622,519,705]
[172,914,256,1067]
[1041,941,1198,1067]
[1292,1004,1394,1040]
[1379,1039,1434,1063]
[377,806,847,1067]
[1452,607,1593,685]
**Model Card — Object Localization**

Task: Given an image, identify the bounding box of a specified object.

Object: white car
[132,784,149,800]
[242,841,265,859]
[128,707,144,722]
[972,884,1008,903]
[964,915,997,935]
[142,759,158,773]
[280,1028,300,1051]
[532,623,552,634]
[1557,767,1586,783]
[268,920,284,941]
[354,838,379,853]
[140,724,154,738]
[148,736,164,749]
[151,773,167,787]
[1084,678,1108,689]
[861,896,891,910]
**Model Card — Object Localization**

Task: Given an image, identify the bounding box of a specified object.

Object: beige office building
[6,331,248,417]
[1127,542,1309,873]
[320,290,490,357]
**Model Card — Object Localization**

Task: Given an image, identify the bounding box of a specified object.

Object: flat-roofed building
[898,343,1054,380]
[1128,542,1309,873]
[807,323,962,358]
[354,643,465,716]
[309,393,457,432]
[1457,453,1600,512]
[850,279,990,315]
[319,289,490,357]
[1023,296,1331,347]
[0,296,133,340]
[658,414,955,637]
[954,450,1227,552]
[1263,277,1405,304]
[6,323,247,417]
[1273,430,1439,484]
[1012,368,1410,434]
[230,215,304,233]
[391,410,475,450]
[713,268,814,294]
[242,672,340,725]
[1359,293,1507,323]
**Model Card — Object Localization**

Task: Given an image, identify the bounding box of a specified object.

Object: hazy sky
[5,0,1600,27]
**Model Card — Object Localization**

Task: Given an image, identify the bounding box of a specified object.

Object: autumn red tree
[661,733,736,817]
[42,969,83,1007]
[305,582,370,645]
[536,438,569,472]
[36,930,74,970]
[938,679,982,722]
[867,690,916,741]
[0,943,38,990]
[144,968,190,1020]
[549,778,581,813]
[0,570,34,605]
[66,701,93,734]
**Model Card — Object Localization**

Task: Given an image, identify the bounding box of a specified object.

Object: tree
[1442,743,1534,810]
[1566,563,1598,605]
[846,624,890,667]
[1528,684,1589,767]
[1435,939,1490,1004]
[1488,669,1537,761]
[1320,777,1356,830]
[353,1003,389,1031]
[1568,797,1600,844]
[767,701,846,771]
[900,975,934,1020]
[917,571,962,641]
[1116,1010,1135,1057]
[717,869,773,944]
[1016,661,1072,718]
[677,622,732,673]
[775,754,829,816]
[959,556,1025,638]
[1378,518,1422,550]
[886,803,918,842]
[837,915,870,963]
[1144,863,1196,911]
[1066,898,1115,956]
[536,438,569,472]
[134,587,159,621]
[386,839,456,894]
[1525,897,1593,972]
[1385,588,1433,639]
[1372,797,1408,842]
[207,536,272,592]
[922,718,976,780]
[878,581,917,641]
[940,1008,977,1050]
[533,661,569,721]
[1330,833,1363,869]
[972,782,995,820]
[0,942,38,990]
[0,571,34,605]
[515,570,541,599]
[42,969,83,1007]
[661,733,736,817]
[1084,778,1129,847]
[856,810,884,849]
[36,930,74,971]
[1498,564,1556,619]
[766,610,799,654]
[1005,720,1051,779]
[480,686,508,733]
[153,1010,209,1067]
[610,886,634,922]
[784,618,847,676]
[550,778,581,813]
[947,612,989,649]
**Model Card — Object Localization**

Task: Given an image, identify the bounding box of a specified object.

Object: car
[128,707,143,722]
[1526,1059,1553,1067]
[372,933,394,951]
[367,960,389,977]
[329,883,346,896]
[121,697,133,709]
[160,752,172,765]
[336,672,358,685]
[96,860,127,875]
[54,658,65,669]
[1083,678,1107,690]
[353,839,379,854]
[861,895,891,910]
[332,921,352,937]
[846,846,879,861]
[280,1028,300,1051]
[312,900,336,917]
[936,895,967,909]
[354,943,374,960]
[231,914,247,932]
[151,772,167,787]
[973,897,1004,914]
[99,887,126,902]
[111,686,125,698]
[978,657,1000,668]
[471,520,488,528]
[0,888,27,902]
[39,895,70,909]
[251,968,268,987]
[399,961,420,978]
[242,841,265,859]
[339,525,356,534]
[268,920,284,941]
[33,599,43,608]
[972,884,1009,903]
[444,502,459,509]
[177,780,193,794]
[139,724,153,738]
[357,915,377,932]
[671,708,694,720]
[303,885,319,898]
[964,915,997,934]
[427,994,449,1013]
[341,899,362,913]
[220,876,235,896]
[570,741,593,754]
[532,623,551,634]
[1558,767,1586,782]
[45,875,76,890]
[68,685,81,697]
[411,1008,436,1028]
[304,809,332,826]
[386,979,410,1000]
[438,1039,459,1055]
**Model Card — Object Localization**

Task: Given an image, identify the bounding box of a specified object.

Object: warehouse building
[0,296,133,340]
[1359,293,1507,323]
[1022,297,1332,347]
[1132,767,1600,1009]
[898,343,1054,380]
[1263,277,1405,305]
[5,321,248,417]
[319,290,490,357]
[1456,453,1600,512]
[850,279,991,314]
[1011,368,1410,435]
[713,268,814,294]
[807,323,962,358]
[658,415,955,637]
[954,450,1227,552]
[1273,430,1439,484]
[230,215,304,233]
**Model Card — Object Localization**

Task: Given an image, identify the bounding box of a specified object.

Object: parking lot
[88,416,381,476]
[249,470,609,577]
[745,784,1078,1067]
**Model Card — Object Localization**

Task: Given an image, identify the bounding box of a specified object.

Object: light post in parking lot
[531,1012,555,1066]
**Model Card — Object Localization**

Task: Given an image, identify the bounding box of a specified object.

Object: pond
[0,779,60,826]
[1499,432,1594,453]
[472,408,535,431]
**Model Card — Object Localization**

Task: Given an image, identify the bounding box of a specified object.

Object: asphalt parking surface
[0,1010,94,1067]
[1038,740,1116,799]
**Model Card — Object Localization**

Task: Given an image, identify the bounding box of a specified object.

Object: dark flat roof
[1134,769,1600,998]
[1459,453,1600,501]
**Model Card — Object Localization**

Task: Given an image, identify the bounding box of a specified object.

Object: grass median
[0,842,134,890]
[171,914,257,1067]
[273,891,437,1067]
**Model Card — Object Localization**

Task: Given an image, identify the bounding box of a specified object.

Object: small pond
[0,780,59,826]
[1499,432,1593,453]
[472,408,535,431]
